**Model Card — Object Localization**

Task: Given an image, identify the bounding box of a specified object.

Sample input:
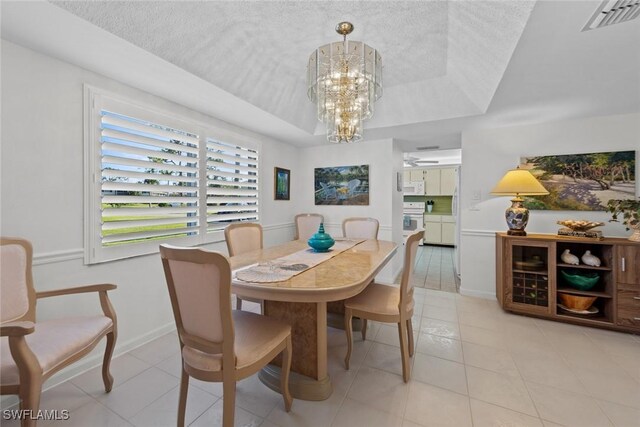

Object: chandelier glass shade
[307,23,382,143]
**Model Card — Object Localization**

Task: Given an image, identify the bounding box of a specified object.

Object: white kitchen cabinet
[441,222,456,245]
[441,215,455,223]
[440,168,456,196]
[423,221,442,244]
[424,167,457,195]
[403,170,411,183]
[424,215,455,246]
[410,169,424,182]
[424,169,441,195]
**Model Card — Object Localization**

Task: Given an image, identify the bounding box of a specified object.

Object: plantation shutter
[205,138,259,231]
[100,110,200,246]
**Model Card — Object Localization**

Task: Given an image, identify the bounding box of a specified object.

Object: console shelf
[556,263,612,271]
[496,233,639,333]
[557,287,612,298]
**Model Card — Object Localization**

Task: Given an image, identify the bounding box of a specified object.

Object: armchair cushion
[1,316,113,386]
[182,311,290,372]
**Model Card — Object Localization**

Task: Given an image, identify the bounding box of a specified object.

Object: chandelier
[307,22,382,144]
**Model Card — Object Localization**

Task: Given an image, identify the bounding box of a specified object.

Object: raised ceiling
[3,1,638,148]
[52,1,534,135]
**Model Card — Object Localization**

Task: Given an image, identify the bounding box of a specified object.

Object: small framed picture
[397,172,403,192]
[274,167,291,200]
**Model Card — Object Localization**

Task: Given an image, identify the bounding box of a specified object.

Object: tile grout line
[327,336,369,427]
[457,297,546,424]
[524,321,621,424]
[456,296,476,427]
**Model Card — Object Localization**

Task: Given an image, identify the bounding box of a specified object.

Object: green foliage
[314,165,368,186]
[522,197,548,210]
[526,151,635,191]
[607,199,640,230]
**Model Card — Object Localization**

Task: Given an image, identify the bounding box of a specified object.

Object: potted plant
[426,200,434,213]
[607,199,640,242]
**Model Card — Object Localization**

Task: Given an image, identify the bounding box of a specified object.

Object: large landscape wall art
[519,151,636,211]
[314,165,369,205]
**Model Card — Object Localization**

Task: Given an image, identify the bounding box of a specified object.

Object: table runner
[234,239,364,283]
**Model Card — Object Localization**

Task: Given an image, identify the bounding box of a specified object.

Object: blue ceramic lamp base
[506,197,529,236]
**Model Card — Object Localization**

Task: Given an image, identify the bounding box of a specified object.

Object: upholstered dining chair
[342,217,380,240]
[344,230,422,382]
[336,217,380,339]
[294,213,324,241]
[0,237,117,427]
[224,222,263,311]
[159,245,293,427]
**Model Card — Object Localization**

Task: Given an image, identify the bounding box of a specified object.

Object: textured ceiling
[52,1,534,135]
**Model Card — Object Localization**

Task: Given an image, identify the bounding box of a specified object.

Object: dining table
[229,238,397,401]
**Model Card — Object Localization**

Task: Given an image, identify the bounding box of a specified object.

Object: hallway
[410,245,458,293]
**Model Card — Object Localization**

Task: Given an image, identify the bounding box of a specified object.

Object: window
[85,87,260,263]
[205,139,259,231]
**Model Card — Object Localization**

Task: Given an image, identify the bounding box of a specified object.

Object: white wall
[0,40,299,389]
[459,113,640,298]
[297,138,405,282]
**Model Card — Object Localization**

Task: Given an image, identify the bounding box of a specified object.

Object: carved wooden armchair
[0,237,117,427]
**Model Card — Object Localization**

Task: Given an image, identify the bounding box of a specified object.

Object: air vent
[582,0,640,31]
[416,145,440,151]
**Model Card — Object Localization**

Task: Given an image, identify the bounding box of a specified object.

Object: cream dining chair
[342,217,380,240]
[337,217,380,339]
[160,245,293,427]
[294,214,324,241]
[1,237,117,427]
[344,230,422,382]
[224,222,263,311]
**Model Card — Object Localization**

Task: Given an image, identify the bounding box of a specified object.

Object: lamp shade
[491,169,549,196]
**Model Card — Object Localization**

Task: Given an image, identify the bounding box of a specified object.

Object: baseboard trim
[459,286,496,300]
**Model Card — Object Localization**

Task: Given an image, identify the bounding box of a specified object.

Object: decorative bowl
[556,220,605,232]
[308,223,335,252]
[560,269,599,290]
[513,257,545,271]
[558,294,597,311]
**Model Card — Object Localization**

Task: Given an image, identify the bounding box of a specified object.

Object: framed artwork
[314,165,369,205]
[274,167,290,200]
[519,150,636,211]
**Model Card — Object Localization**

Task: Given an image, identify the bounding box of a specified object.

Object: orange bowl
[559,294,596,311]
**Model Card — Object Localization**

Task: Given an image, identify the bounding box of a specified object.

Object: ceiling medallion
[307,22,383,144]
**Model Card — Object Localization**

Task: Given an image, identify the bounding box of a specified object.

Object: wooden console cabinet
[496,233,640,333]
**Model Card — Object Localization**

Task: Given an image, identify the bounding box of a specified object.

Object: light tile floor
[4,290,640,427]
[410,246,457,293]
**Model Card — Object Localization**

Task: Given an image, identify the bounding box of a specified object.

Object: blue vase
[308,223,335,252]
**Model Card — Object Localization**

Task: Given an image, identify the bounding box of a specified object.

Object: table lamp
[491,167,549,236]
